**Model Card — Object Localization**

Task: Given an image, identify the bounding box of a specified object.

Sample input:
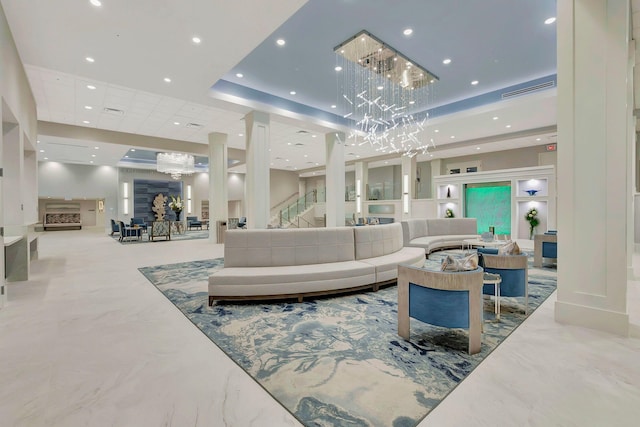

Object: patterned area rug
[112,229,209,244]
[139,251,557,426]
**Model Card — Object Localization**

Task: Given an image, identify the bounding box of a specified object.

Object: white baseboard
[555,301,629,337]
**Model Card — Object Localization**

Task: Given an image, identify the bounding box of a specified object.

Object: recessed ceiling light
[335,66,342,71]
[276,38,286,46]
[84,105,92,110]
[89,0,102,7]
[403,28,413,36]
[164,77,171,83]
[285,159,290,162]
[536,138,541,141]
[315,163,319,166]
[82,120,90,124]
[476,147,481,150]
[287,142,292,146]
[430,154,433,157]
[409,100,415,105]
[545,17,556,25]
[192,36,201,44]
[86,84,96,90]
[174,122,180,125]
[37,140,40,143]
[331,105,336,109]
[442,58,452,65]
[492,116,499,120]
[311,134,317,138]
[434,129,439,133]
[377,86,384,90]
[290,91,296,95]
[304,154,308,158]
[235,73,243,78]
[94,146,99,149]
[238,133,244,137]
[39,149,44,153]
[85,56,95,63]
[90,161,94,164]
[506,124,512,128]
[356,155,360,158]
[130,149,136,152]
[384,161,389,164]
[450,136,455,139]
[44,157,48,160]
[125,155,129,158]
[471,80,479,85]
[91,154,96,157]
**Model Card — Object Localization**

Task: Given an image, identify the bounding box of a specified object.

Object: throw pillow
[498,240,521,255]
[441,253,479,271]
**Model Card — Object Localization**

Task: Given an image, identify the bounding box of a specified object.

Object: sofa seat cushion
[209,261,376,297]
[360,247,425,282]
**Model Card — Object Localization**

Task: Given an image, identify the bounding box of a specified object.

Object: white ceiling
[2,0,558,175]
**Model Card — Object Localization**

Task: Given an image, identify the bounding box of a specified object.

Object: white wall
[39,162,119,230]
[440,144,550,174]
[270,169,299,208]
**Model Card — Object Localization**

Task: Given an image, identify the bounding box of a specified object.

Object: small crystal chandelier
[156,152,195,180]
[335,31,438,157]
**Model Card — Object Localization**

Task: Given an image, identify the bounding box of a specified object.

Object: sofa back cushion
[224,227,355,267]
[401,219,428,243]
[354,223,403,260]
[426,218,477,236]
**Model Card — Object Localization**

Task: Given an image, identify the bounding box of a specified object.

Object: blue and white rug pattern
[139,251,556,427]
[113,229,209,244]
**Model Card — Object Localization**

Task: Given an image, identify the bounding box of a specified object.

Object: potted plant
[169,195,184,221]
[445,208,455,218]
[525,207,539,239]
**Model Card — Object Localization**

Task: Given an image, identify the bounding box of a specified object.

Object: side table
[483,272,502,321]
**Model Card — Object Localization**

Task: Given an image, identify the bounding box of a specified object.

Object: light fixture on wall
[356,179,362,214]
[123,182,129,215]
[335,30,438,157]
[187,185,192,214]
[156,152,195,180]
[402,174,410,214]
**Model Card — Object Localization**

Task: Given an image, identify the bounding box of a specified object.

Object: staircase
[271,189,324,228]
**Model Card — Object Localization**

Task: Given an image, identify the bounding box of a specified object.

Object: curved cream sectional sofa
[401,218,478,254]
[208,222,425,304]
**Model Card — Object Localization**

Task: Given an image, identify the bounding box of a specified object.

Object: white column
[354,161,368,223]
[208,133,228,243]
[430,158,442,200]
[401,155,417,220]
[555,0,630,335]
[325,132,345,227]
[244,111,270,229]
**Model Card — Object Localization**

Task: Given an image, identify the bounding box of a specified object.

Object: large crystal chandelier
[156,152,195,180]
[335,31,438,157]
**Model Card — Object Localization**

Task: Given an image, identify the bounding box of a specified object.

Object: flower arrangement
[169,195,184,220]
[525,207,539,238]
[445,208,455,218]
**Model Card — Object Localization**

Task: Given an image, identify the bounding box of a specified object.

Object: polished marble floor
[1,228,639,426]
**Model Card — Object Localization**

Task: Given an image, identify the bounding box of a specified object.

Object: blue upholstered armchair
[118,221,141,242]
[397,264,484,355]
[110,219,120,236]
[186,216,202,230]
[477,248,529,314]
[534,231,557,267]
[130,217,148,233]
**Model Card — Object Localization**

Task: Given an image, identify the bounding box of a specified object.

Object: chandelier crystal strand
[156,152,195,180]
[335,31,438,157]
